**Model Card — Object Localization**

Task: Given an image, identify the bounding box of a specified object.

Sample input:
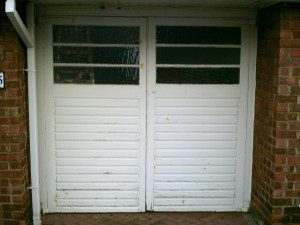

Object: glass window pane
[54,47,139,64]
[54,67,139,84]
[156,68,239,84]
[157,26,241,45]
[53,25,139,44]
[157,47,240,65]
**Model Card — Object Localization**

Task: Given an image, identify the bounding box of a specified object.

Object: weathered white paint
[41,18,147,212]
[36,9,257,213]
[146,18,252,211]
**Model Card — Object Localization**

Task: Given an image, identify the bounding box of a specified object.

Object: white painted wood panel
[57,191,139,199]
[156,98,239,107]
[154,198,235,206]
[155,166,236,174]
[57,158,138,166]
[55,124,139,133]
[156,106,238,115]
[56,133,139,141]
[55,115,139,124]
[157,124,238,132]
[156,115,238,124]
[57,199,139,207]
[146,18,250,212]
[55,98,139,107]
[156,149,237,158]
[56,150,138,158]
[57,174,138,182]
[57,166,138,174]
[43,18,147,212]
[155,174,235,182]
[155,182,235,190]
[155,191,235,198]
[155,158,236,166]
[57,182,139,190]
[55,107,139,116]
[156,132,237,141]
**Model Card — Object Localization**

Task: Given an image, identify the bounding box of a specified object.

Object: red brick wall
[0,4,32,225]
[252,3,300,225]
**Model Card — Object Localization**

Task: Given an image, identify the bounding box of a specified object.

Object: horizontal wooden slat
[155,174,235,182]
[57,158,138,166]
[57,182,139,190]
[154,190,235,198]
[156,141,237,149]
[153,206,236,212]
[57,174,138,182]
[55,98,139,107]
[156,132,236,141]
[156,98,239,107]
[157,124,237,132]
[155,182,235,190]
[156,149,236,158]
[155,166,236,174]
[154,198,234,206]
[56,141,138,149]
[55,106,139,116]
[56,124,138,133]
[56,133,139,141]
[155,158,235,166]
[156,106,237,115]
[57,199,138,207]
[55,115,138,124]
[57,190,138,199]
[57,166,138,175]
[57,150,138,158]
[156,115,237,124]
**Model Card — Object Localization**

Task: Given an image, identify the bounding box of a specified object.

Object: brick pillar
[0,4,32,225]
[251,3,300,225]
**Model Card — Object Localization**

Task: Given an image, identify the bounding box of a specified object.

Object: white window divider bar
[156,64,240,68]
[156,44,241,48]
[53,63,140,68]
[53,43,140,48]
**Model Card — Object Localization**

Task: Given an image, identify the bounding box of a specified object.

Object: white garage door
[43,18,147,212]
[42,17,250,212]
[146,18,250,212]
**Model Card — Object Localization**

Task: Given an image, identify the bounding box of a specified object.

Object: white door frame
[145,18,255,211]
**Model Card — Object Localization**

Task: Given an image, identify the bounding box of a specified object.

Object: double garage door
[42,18,251,212]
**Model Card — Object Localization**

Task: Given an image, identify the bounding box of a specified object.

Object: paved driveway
[42,212,256,225]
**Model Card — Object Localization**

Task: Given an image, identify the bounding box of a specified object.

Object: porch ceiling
[34,0,281,8]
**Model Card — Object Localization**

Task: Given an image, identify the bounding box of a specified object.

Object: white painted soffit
[33,0,282,9]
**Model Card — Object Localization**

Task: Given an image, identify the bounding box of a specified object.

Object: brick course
[251,3,300,225]
[0,3,32,225]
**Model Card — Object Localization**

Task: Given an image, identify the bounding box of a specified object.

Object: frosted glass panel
[53,25,140,85]
[53,25,139,44]
[54,47,139,64]
[156,25,241,84]
[157,68,239,84]
[157,47,240,65]
[54,67,139,84]
[157,26,241,44]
